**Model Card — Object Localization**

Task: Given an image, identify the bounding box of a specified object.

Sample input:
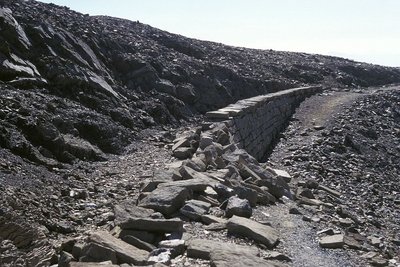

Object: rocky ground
[1,0,400,266]
[267,87,400,266]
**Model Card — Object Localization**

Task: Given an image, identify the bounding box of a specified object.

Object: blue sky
[37,0,400,67]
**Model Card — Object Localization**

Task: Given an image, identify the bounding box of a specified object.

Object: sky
[37,0,400,67]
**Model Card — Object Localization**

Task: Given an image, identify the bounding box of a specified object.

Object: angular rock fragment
[268,168,292,183]
[187,238,259,260]
[201,215,227,225]
[209,248,285,267]
[69,263,119,267]
[86,231,149,265]
[158,239,185,257]
[81,242,118,263]
[160,178,213,193]
[114,203,155,225]
[227,216,279,248]
[173,147,192,159]
[233,185,258,207]
[319,234,344,249]
[180,199,211,221]
[148,248,172,265]
[225,196,252,218]
[139,186,189,216]
[117,217,183,233]
[172,138,190,152]
[121,235,156,252]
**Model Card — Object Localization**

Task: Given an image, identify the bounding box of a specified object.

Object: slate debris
[1,0,400,266]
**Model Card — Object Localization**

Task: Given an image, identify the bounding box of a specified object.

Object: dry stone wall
[206,86,322,160]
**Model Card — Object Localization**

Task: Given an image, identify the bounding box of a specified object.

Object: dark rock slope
[1,0,400,164]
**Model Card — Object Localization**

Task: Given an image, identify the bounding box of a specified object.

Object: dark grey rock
[117,217,184,233]
[58,251,75,267]
[180,199,211,221]
[139,186,189,216]
[173,147,192,159]
[225,196,252,218]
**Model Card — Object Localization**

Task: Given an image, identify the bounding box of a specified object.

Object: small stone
[368,236,381,248]
[172,138,190,152]
[148,248,171,265]
[269,168,292,183]
[361,251,378,259]
[289,207,302,215]
[173,147,192,159]
[304,179,319,189]
[158,239,185,257]
[201,214,227,225]
[264,251,292,262]
[370,257,388,267]
[313,125,325,130]
[204,223,227,231]
[317,228,334,235]
[311,216,321,223]
[58,251,74,267]
[297,188,315,199]
[343,235,362,250]
[339,218,354,227]
[319,234,344,248]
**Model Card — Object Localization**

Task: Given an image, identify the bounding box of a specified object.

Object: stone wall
[205,86,322,161]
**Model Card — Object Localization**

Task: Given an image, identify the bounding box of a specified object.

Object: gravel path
[264,86,400,267]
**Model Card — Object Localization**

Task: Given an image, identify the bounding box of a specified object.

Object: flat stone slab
[206,110,230,119]
[187,238,259,260]
[180,199,211,221]
[87,231,149,265]
[227,216,279,248]
[114,203,155,225]
[210,249,288,267]
[139,186,189,216]
[117,217,183,233]
[201,215,227,225]
[319,234,344,248]
[69,263,119,267]
[159,178,214,193]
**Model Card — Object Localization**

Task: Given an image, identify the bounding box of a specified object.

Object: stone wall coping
[206,86,322,119]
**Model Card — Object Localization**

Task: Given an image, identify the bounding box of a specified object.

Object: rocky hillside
[1,0,400,165]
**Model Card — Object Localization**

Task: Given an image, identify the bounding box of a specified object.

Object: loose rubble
[1,0,400,266]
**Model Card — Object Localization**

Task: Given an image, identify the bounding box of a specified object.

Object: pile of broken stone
[58,121,293,266]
